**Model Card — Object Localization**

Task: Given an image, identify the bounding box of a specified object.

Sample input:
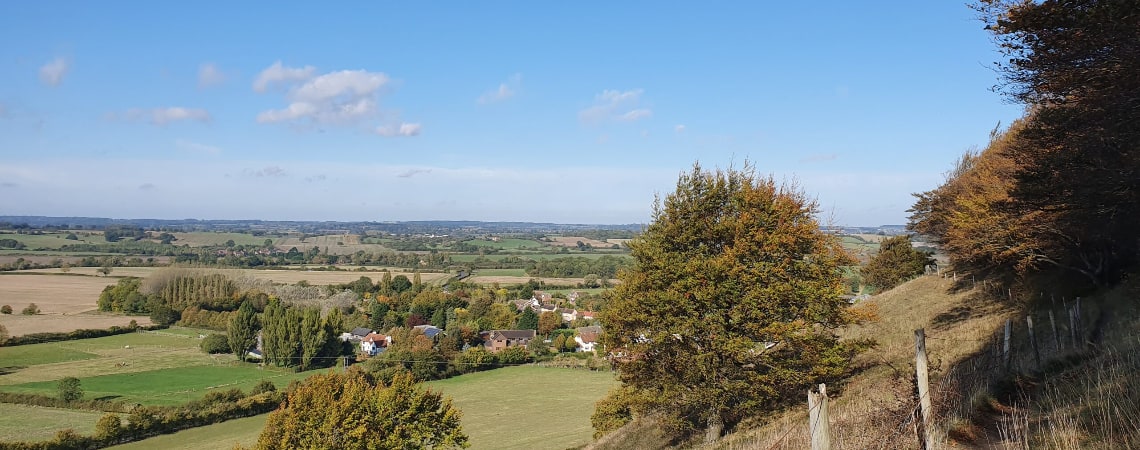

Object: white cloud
[39,58,70,87]
[198,63,225,88]
[243,166,287,178]
[675,124,686,133]
[579,89,651,124]
[619,109,653,121]
[175,139,222,155]
[255,64,416,135]
[478,74,521,104]
[117,107,211,125]
[375,122,422,137]
[253,61,316,92]
[397,168,432,178]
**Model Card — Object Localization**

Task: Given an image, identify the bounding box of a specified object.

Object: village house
[412,324,443,339]
[481,329,537,352]
[560,308,578,322]
[341,327,373,342]
[361,332,390,356]
[575,326,602,353]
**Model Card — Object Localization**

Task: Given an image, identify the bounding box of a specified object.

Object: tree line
[910,0,1140,288]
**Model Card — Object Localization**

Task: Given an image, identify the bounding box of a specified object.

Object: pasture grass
[472,268,529,277]
[1,365,309,406]
[460,238,545,250]
[169,232,268,247]
[0,403,109,442]
[107,413,268,450]
[0,345,98,368]
[428,366,618,450]
[0,232,103,250]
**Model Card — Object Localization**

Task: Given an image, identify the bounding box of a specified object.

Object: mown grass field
[461,238,545,250]
[471,268,529,277]
[428,366,618,450]
[0,232,104,249]
[0,403,111,442]
[450,253,631,263]
[18,266,452,287]
[0,329,310,405]
[168,232,270,247]
[107,413,269,450]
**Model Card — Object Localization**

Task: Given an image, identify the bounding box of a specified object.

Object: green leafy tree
[861,235,934,291]
[200,333,231,354]
[516,308,539,331]
[227,301,259,360]
[1,304,11,314]
[601,164,869,442]
[253,371,468,449]
[21,303,39,315]
[58,376,83,403]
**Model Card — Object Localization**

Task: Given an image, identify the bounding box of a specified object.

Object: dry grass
[694,274,1017,450]
[18,267,451,286]
[0,313,153,337]
[0,273,118,314]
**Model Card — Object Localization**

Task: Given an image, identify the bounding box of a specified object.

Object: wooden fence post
[1049,310,1060,351]
[1003,319,1013,371]
[914,329,934,450]
[1075,297,1083,347]
[1027,316,1041,372]
[808,383,831,450]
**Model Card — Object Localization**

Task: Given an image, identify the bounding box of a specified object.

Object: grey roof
[489,329,537,340]
[350,327,373,337]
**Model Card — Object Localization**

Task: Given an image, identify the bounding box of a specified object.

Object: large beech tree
[600,164,868,442]
[253,371,467,450]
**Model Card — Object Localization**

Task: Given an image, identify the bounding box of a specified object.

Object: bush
[199,334,230,354]
[58,377,83,403]
[497,346,532,366]
[94,413,123,442]
[0,305,11,314]
[21,303,38,315]
[149,304,180,327]
[251,380,277,395]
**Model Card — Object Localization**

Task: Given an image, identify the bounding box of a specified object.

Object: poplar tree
[227,301,259,361]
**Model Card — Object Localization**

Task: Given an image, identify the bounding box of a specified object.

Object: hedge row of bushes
[0,392,135,413]
[0,385,282,450]
[0,322,165,347]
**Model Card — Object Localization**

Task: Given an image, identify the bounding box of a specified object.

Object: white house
[361,333,390,356]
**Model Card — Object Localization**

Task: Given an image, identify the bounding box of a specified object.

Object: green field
[0,403,111,442]
[1,365,311,406]
[108,413,268,450]
[472,268,529,277]
[451,253,631,263]
[0,232,104,250]
[0,345,99,368]
[460,238,545,250]
[427,366,618,450]
[170,232,270,247]
[0,329,313,405]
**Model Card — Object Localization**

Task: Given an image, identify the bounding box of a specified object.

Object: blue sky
[0,2,1024,226]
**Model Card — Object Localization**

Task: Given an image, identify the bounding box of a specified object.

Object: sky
[0,2,1026,226]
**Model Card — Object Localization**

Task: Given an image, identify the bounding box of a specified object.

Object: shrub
[199,334,231,354]
[94,413,123,442]
[497,346,532,366]
[251,380,277,395]
[1,305,11,314]
[21,303,39,315]
[58,377,83,403]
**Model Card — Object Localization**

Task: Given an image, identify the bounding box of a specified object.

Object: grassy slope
[0,403,110,442]
[590,274,1018,450]
[593,272,1140,450]
[112,367,618,450]
[0,329,310,405]
[428,366,619,450]
[106,414,269,450]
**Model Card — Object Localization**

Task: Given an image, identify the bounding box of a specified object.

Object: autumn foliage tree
[252,370,467,449]
[600,164,868,442]
[861,235,933,291]
[912,1,1140,286]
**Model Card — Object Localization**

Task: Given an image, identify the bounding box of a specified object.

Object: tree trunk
[704,410,723,444]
